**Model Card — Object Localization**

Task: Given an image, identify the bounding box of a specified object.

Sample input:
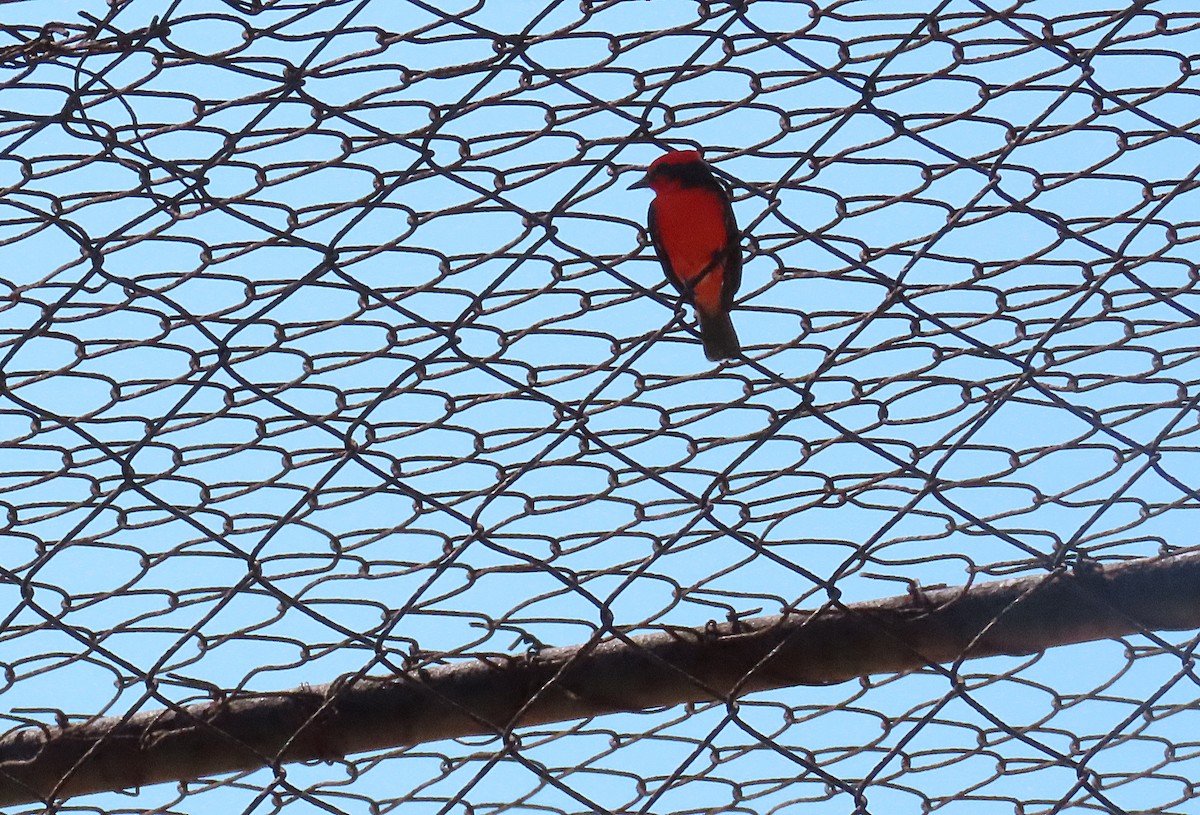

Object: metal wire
[2,0,1200,812]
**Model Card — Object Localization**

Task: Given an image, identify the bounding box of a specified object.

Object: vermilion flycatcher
[629,149,742,361]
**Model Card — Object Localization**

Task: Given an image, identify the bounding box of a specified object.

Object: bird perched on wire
[629,149,742,361]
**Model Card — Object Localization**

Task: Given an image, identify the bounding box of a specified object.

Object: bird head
[628,149,709,193]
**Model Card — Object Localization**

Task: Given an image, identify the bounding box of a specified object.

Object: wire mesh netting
[3,0,1200,812]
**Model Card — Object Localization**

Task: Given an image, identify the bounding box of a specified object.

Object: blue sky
[2,0,1200,813]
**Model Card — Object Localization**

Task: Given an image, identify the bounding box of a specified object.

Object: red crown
[649,149,704,169]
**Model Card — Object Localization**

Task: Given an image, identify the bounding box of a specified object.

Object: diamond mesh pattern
[2,1,1200,812]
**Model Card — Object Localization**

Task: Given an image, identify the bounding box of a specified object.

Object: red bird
[629,149,742,361]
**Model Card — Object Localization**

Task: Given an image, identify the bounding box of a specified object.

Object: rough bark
[2,551,1198,805]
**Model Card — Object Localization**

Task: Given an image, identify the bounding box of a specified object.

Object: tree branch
[3,551,1198,805]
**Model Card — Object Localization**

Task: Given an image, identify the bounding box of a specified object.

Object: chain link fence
[3,0,1200,812]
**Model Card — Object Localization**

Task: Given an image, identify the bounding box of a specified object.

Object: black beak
[627,173,652,190]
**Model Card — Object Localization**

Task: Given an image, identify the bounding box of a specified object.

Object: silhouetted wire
[1,1,1199,813]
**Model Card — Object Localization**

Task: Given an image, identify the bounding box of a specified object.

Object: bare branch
[3,551,1196,805]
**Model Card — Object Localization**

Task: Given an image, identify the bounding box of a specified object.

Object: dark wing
[648,200,686,296]
[718,179,742,312]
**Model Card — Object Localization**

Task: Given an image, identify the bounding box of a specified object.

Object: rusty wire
[2,0,1200,812]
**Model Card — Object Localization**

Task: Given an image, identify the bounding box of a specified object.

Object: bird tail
[698,310,740,361]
